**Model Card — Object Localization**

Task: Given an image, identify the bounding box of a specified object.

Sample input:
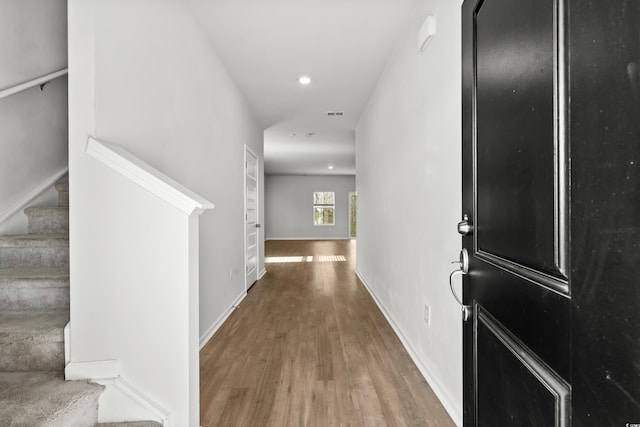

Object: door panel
[476,0,558,278]
[462,0,571,425]
[476,306,569,426]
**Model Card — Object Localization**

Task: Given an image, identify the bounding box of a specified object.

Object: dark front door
[461,0,571,425]
[461,0,640,425]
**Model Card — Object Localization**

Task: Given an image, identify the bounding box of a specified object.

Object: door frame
[244,145,259,292]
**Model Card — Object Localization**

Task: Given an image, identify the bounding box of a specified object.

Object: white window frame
[313,191,335,226]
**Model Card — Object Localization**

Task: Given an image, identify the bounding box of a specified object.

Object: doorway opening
[349,192,357,239]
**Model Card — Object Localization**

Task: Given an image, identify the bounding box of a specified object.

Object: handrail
[0,68,68,100]
[85,137,215,215]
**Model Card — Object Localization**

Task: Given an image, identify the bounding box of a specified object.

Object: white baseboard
[65,359,168,426]
[355,269,463,427]
[95,376,169,426]
[64,322,71,366]
[258,268,267,280]
[0,167,68,225]
[199,290,247,350]
[265,237,351,241]
[65,359,119,381]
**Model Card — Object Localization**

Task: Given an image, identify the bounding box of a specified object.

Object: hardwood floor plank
[200,240,455,427]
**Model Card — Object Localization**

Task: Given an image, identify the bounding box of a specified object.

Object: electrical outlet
[424,304,430,325]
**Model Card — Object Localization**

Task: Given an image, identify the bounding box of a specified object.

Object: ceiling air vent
[327,111,344,116]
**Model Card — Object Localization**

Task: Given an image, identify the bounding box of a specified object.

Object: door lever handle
[449,249,472,321]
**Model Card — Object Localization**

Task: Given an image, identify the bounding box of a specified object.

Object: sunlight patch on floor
[318,255,347,262]
[265,255,347,263]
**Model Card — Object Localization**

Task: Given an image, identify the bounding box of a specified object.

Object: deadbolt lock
[457,213,474,236]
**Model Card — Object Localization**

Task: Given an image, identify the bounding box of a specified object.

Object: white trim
[94,376,169,427]
[199,290,247,350]
[312,191,336,226]
[0,69,68,100]
[258,268,267,280]
[265,237,352,241]
[65,359,169,426]
[64,322,71,366]
[355,269,463,427]
[0,167,68,225]
[85,137,214,216]
[65,359,119,381]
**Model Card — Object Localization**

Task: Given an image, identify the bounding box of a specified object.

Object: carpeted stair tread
[0,235,69,269]
[56,181,69,207]
[0,268,70,311]
[0,234,69,247]
[0,268,70,287]
[0,371,103,426]
[0,311,68,371]
[54,182,69,193]
[0,311,68,343]
[24,206,69,215]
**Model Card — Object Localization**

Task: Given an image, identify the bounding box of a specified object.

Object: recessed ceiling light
[328,165,334,170]
[306,132,315,137]
[298,76,311,85]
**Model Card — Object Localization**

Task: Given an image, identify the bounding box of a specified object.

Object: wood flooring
[200,240,455,427]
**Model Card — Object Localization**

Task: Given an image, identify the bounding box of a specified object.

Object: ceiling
[185,0,420,175]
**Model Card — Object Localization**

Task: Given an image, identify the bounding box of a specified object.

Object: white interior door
[244,147,259,290]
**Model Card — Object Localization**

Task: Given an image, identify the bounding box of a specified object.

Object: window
[313,191,335,225]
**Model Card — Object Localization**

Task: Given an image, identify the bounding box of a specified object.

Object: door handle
[256,224,261,228]
[450,249,472,321]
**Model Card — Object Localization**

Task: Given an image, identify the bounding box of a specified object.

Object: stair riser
[0,287,69,311]
[0,247,69,268]
[27,213,69,234]
[0,341,64,371]
[58,191,69,207]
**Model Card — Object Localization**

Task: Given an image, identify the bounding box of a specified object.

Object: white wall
[355,0,463,424]
[68,0,263,423]
[265,175,355,240]
[90,0,264,344]
[0,0,68,230]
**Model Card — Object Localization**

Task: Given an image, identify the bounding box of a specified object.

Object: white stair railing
[0,69,68,100]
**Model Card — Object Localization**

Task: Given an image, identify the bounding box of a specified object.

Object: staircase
[0,182,161,427]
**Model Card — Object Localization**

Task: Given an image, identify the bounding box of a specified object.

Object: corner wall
[265,175,355,240]
[355,0,463,424]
